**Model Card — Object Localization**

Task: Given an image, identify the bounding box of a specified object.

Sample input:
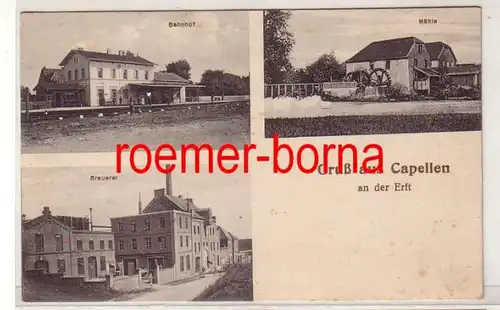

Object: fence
[265,83,323,98]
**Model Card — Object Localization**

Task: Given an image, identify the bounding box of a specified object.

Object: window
[135,70,139,79]
[108,240,113,249]
[55,234,63,252]
[131,220,136,232]
[68,71,72,81]
[118,222,124,231]
[414,59,418,67]
[81,68,86,79]
[217,255,220,266]
[145,219,151,231]
[369,62,374,70]
[184,218,188,228]
[217,242,219,251]
[180,235,183,247]
[74,69,79,80]
[123,89,128,99]
[132,238,137,250]
[100,256,106,271]
[112,69,116,79]
[119,240,124,251]
[197,226,200,234]
[100,240,105,249]
[98,68,103,78]
[159,237,167,249]
[179,217,183,228]
[57,259,66,274]
[185,236,189,247]
[186,255,191,270]
[145,71,149,80]
[180,256,184,272]
[123,69,128,79]
[385,60,390,70]
[160,218,166,229]
[77,240,83,251]
[424,60,429,68]
[89,240,94,250]
[77,258,85,275]
[145,237,152,250]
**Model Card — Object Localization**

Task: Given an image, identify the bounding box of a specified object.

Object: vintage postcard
[252,7,483,301]
[263,8,481,137]
[20,11,250,154]
[20,165,251,302]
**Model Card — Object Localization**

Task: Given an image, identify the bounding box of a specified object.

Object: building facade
[33,48,204,108]
[110,171,238,283]
[22,207,116,279]
[345,36,481,95]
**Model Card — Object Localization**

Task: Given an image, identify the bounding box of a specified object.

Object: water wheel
[369,68,392,87]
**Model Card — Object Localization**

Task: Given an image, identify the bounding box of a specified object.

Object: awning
[414,67,439,77]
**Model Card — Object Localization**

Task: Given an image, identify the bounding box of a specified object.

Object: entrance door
[87,257,97,279]
[55,93,62,107]
[195,257,201,273]
[123,259,137,276]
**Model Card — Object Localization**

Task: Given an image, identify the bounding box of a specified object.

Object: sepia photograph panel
[263,7,481,138]
[20,11,250,154]
[20,165,252,302]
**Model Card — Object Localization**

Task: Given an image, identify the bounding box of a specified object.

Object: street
[126,273,223,302]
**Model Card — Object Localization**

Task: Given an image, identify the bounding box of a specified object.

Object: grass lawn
[21,101,250,153]
[192,263,253,301]
[265,113,481,138]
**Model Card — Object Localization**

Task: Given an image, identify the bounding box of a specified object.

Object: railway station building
[33,48,204,108]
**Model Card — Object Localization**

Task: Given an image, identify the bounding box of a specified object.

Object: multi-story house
[22,207,115,279]
[110,171,238,283]
[33,48,204,108]
[345,36,481,95]
[219,227,239,266]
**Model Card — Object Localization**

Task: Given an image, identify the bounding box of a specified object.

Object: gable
[142,196,184,213]
[23,214,70,233]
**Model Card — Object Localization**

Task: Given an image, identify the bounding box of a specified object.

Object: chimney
[106,48,111,54]
[89,208,93,231]
[186,198,193,211]
[154,188,165,198]
[138,192,142,214]
[165,165,173,196]
[42,206,51,215]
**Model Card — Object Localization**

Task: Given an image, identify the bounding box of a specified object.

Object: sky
[287,7,481,68]
[20,11,249,88]
[21,166,251,239]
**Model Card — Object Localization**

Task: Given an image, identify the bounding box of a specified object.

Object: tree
[200,70,249,97]
[305,52,344,83]
[263,10,295,84]
[21,86,31,103]
[165,59,192,81]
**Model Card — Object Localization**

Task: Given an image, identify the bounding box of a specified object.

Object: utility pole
[220,70,225,101]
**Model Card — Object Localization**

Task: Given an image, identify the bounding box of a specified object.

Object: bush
[192,263,253,301]
[385,83,411,101]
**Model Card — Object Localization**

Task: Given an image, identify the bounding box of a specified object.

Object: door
[123,259,137,276]
[87,257,97,279]
[195,257,201,273]
[55,93,62,107]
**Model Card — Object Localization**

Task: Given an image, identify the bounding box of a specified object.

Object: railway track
[21,100,249,122]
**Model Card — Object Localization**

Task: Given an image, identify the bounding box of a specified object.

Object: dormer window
[418,44,423,53]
